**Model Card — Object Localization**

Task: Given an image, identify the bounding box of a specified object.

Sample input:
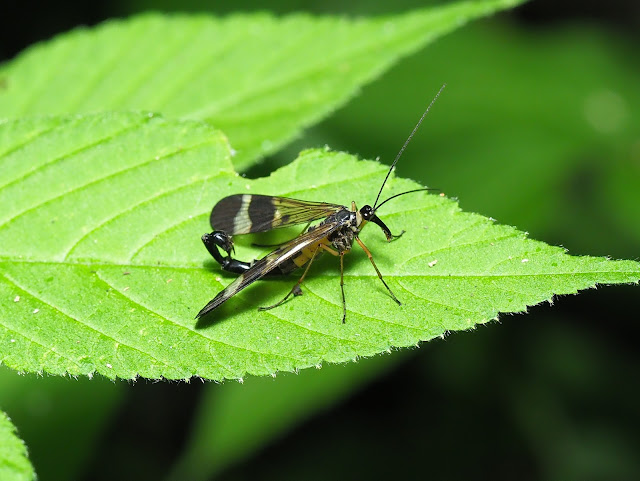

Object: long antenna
[373,187,437,212]
[372,83,446,209]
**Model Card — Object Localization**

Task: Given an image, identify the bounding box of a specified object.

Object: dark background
[1,1,639,480]
[2,0,640,62]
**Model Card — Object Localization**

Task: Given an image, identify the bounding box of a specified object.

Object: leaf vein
[1,117,150,202]
[106,19,212,108]
[0,122,63,179]
[0,124,207,235]
[63,150,227,261]
[94,271,306,366]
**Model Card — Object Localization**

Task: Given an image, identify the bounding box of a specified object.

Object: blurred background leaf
[0,1,638,481]
[0,1,520,170]
[0,409,34,481]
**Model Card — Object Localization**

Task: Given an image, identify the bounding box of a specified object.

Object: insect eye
[360,205,374,220]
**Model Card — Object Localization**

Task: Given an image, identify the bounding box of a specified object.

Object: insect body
[197,85,445,322]
[198,195,410,322]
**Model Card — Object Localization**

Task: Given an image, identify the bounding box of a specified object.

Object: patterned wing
[209,194,345,234]
[196,221,339,317]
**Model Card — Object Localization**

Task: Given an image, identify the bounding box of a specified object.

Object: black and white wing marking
[210,194,345,234]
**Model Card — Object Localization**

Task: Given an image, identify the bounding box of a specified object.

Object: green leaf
[0,0,525,169]
[0,113,638,381]
[0,411,34,481]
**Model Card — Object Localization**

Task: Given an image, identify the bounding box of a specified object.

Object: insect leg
[258,245,322,312]
[300,244,348,322]
[355,237,401,306]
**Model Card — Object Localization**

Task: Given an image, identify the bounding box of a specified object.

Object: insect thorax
[329,226,356,252]
[324,209,359,253]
